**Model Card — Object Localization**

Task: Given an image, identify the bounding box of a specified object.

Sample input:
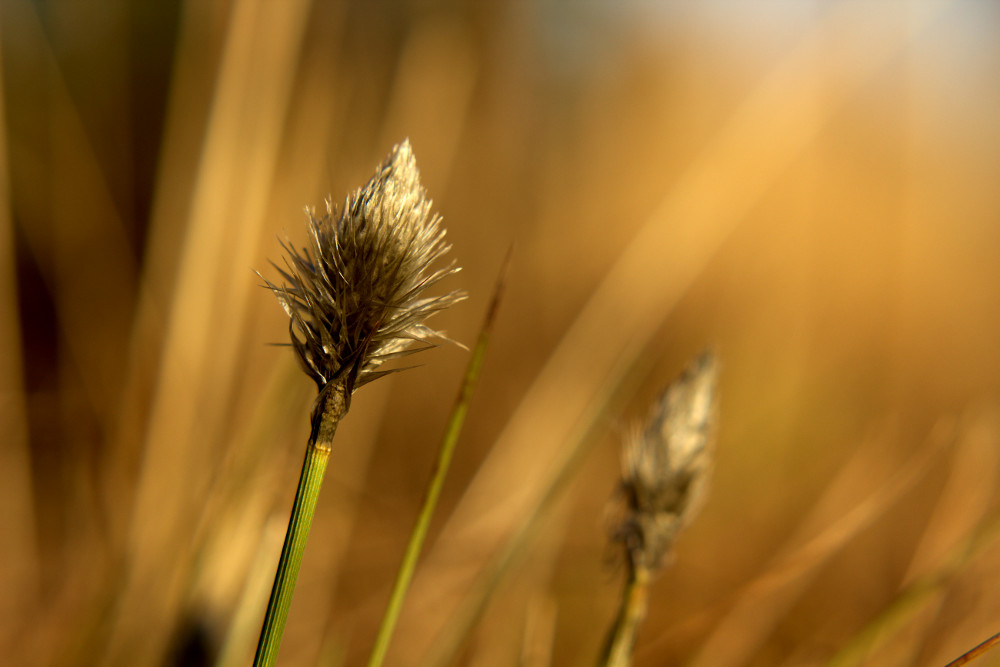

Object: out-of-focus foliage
[2,2,1000,665]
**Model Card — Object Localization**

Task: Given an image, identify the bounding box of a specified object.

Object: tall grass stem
[254,383,347,667]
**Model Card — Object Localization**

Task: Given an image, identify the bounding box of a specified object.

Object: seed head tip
[263,140,466,393]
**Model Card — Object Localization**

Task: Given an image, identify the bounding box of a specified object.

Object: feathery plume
[262,139,466,394]
[601,352,718,667]
[616,351,719,572]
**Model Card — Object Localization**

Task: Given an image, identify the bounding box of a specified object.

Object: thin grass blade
[365,250,511,667]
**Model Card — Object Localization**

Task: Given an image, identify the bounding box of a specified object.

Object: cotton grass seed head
[263,140,466,393]
[614,352,719,572]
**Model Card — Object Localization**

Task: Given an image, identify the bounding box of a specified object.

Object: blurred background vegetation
[2,1,1000,665]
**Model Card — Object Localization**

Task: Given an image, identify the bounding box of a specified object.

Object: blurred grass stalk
[826,406,1000,667]
[601,566,652,667]
[101,1,313,662]
[600,353,718,667]
[367,251,508,667]
[0,18,38,648]
[825,513,1000,667]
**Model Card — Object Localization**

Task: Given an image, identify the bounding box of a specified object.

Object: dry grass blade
[105,2,313,662]
[520,594,558,667]
[216,515,288,667]
[684,423,950,667]
[942,631,1000,667]
[825,404,1000,666]
[0,24,38,655]
[825,510,1000,667]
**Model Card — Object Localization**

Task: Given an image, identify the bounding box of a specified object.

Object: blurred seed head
[614,352,719,572]
[263,140,466,392]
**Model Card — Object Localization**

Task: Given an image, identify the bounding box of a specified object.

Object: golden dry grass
[2,2,1000,666]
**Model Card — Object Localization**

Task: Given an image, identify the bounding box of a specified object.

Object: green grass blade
[366,252,511,667]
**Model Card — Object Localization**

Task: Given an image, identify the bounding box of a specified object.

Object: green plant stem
[366,253,509,667]
[600,564,651,667]
[254,382,347,667]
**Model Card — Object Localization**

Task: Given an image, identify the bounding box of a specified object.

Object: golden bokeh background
[2,1,1000,665]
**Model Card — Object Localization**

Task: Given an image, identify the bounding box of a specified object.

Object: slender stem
[254,382,347,667]
[825,511,1000,667]
[366,253,510,667]
[943,631,1000,667]
[600,564,652,667]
